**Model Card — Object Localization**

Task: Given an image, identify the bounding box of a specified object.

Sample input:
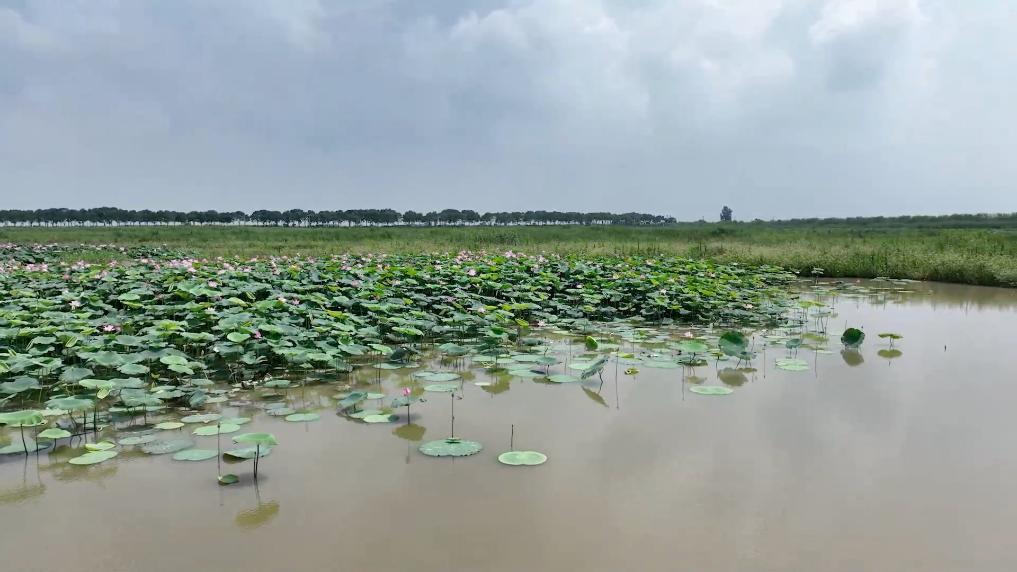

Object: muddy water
[2,282,1017,572]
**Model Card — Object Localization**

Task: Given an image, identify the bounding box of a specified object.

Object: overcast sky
[1,1,1013,220]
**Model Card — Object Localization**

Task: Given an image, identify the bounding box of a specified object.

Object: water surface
[2,281,1016,572]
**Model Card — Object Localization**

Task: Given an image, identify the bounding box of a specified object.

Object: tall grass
[2,224,1016,286]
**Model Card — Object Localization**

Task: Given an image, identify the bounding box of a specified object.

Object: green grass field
[3,223,1016,286]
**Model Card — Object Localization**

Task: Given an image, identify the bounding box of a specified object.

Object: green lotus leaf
[547,374,580,383]
[689,386,734,396]
[677,341,709,354]
[775,358,810,372]
[0,410,45,427]
[193,423,241,436]
[362,414,396,423]
[38,428,72,440]
[841,328,865,348]
[173,448,219,461]
[68,450,118,465]
[224,446,273,459]
[284,413,320,422]
[507,369,542,378]
[266,407,296,417]
[220,417,251,426]
[218,473,239,485]
[232,432,278,446]
[180,413,222,424]
[118,434,158,446]
[46,397,92,412]
[141,438,195,455]
[419,438,482,457]
[719,331,748,357]
[498,450,547,466]
[154,421,185,430]
[85,441,116,451]
[423,383,458,393]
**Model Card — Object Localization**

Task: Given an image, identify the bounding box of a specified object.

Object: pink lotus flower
[208,281,218,288]
[402,387,411,397]
[466,268,477,277]
[69,300,81,309]
[252,330,262,339]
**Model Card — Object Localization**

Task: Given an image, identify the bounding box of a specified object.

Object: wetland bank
[2,243,1017,571]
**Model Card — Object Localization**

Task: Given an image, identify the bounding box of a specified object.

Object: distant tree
[720,206,733,222]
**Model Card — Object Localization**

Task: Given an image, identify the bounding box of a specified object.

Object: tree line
[0,207,677,227]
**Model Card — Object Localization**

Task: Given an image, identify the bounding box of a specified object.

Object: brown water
[3,281,1017,572]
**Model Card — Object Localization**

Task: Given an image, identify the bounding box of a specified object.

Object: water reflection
[840,349,865,367]
[235,483,280,530]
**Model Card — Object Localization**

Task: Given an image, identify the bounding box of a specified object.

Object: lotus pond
[2,245,1017,571]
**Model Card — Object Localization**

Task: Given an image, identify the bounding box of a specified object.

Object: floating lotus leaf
[643,360,680,369]
[363,414,396,423]
[173,448,218,461]
[284,413,320,422]
[567,362,593,371]
[424,383,458,393]
[338,391,367,409]
[193,423,241,436]
[218,474,239,485]
[154,421,185,430]
[263,379,291,388]
[1,377,41,394]
[348,409,382,419]
[180,413,222,424]
[0,410,46,427]
[677,341,709,354]
[0,440,49,454]
[507,369,542,378]
[46,397,92,412]
[118,363,150,376]
[547,374,580,383]
[267,407,296,417]
[118,434,158,446]
[878,349,903,359]
[775,358,810,372]
[841,328,865,348]
[38,428,72,440]
[220,417,251,426]
[416,372,460,382]
[689,386,734,396]
[498,451,548,466]
[141,438,195,455]
[232,432,278,446]
[624,367,639,375]
[85,441,116,451]
[419,438,482,457]
[473,381,492,387]
[68,450,118,465]
[224,446,273,460]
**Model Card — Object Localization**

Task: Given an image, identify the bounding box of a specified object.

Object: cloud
[0,0,1013,218]
[809,0,923,90]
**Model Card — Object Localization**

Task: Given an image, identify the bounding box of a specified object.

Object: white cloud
[0,0,1013,218]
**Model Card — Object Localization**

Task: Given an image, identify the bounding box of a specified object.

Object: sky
[1,0,1014,220]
